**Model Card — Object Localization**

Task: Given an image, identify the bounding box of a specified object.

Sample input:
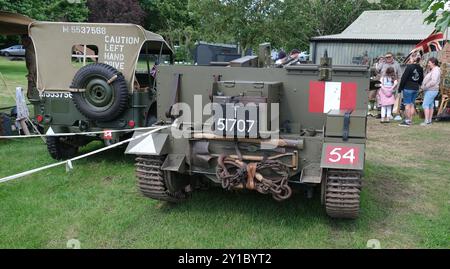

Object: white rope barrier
[0,125,164,139]
[0,125,171,184]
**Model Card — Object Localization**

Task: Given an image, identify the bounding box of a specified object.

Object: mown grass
[1,122,448,249]
[0,59,449,249]
[0,56,28,108]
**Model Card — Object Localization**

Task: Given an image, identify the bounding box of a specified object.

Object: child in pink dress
[378,67,398,123]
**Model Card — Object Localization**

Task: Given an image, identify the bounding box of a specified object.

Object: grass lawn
[0,56,28,109]
[0,60,449,249]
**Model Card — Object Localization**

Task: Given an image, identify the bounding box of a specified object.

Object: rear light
[36,115,44,123]
[128,120,136,128]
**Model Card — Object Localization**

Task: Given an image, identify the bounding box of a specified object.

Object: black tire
[71,63,129,122]
[46,136,79,160]
[3,52,10,57]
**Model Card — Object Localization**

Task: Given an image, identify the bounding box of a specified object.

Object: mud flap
[125,130,168,156]
[320,143,365,171]
[161,154,189,194]
[300,163,322,184]
[162,154,186,173]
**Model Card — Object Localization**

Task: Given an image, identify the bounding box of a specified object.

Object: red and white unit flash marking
[309,81,358,113]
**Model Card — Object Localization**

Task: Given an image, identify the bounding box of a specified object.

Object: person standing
[420,57,441,126]
[398,55,424,127]
[375,52,402,119]
[376,52,402,78]
[378,67,398,123]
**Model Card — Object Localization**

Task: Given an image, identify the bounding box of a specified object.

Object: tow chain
[216,155,292,201]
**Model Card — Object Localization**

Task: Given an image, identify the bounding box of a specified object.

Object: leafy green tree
[140,0,199,60]
[189,0,282,53]
[373,0,421,9]
[0,0,88,22]
[87,0,146,25]
[309,0,373,36]
[138,0,425,58]
[0,0,88,46]
[422,0,450,34]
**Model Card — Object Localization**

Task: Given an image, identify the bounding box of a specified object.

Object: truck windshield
[134,41,172,91]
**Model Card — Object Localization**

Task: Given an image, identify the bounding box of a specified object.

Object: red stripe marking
[309,81,325,113]
[340,82,357,111]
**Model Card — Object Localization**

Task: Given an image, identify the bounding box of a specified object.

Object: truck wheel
[46,136,79,160]
[135,155,188,203]
[324,170,362,219]
[71,63,128,122]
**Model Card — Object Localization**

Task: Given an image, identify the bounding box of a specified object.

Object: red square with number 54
[325,145,360,165]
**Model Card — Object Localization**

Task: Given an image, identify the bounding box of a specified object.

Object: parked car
[0,45,25,57]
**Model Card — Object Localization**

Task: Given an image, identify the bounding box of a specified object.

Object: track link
[135,156,186,203]
[325,170,362,219]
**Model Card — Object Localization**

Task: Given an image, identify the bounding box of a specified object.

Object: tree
[138,0,423,60]
[373,0,421,10]
[0,0,88,22]
[189,0,282,54]
[140,0,200,61]
[0,0,88,46]
[274,0,422,52]
[422,0,450,35]
[87,0,146,25]
[308,0,373,37]
[270,0,316,51]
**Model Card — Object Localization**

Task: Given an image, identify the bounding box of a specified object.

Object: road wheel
[3,52,10,57]
[71,63,128,122]
[46,136,79,160]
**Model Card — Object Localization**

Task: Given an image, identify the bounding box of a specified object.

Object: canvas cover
[0,11,33,35]
[29,21,172,92]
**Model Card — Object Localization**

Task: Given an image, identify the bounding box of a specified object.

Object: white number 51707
[216,118,255,133]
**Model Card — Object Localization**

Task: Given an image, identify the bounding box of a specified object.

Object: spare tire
[71,63,129,122]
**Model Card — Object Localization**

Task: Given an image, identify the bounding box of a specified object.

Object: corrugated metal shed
[311,10,435,41]
[310,42,415,65]
[309,10,442,64]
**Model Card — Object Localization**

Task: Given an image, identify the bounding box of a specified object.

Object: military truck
[27,21,173,159]
[124,49,369,219]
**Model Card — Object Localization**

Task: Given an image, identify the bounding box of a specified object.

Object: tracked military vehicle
[26,20,368,218]
[125,47,370,219]
[27,22,173,159]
